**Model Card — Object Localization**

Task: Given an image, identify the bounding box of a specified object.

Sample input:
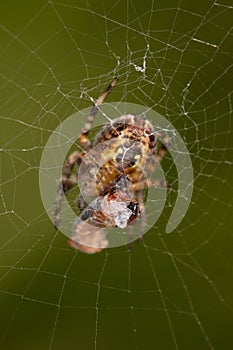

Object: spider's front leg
[54,151,81,229]
[77,77,118,150]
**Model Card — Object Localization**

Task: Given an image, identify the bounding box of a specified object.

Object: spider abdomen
[90,115,157,195]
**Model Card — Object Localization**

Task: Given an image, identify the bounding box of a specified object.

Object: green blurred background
[0,1,232,349]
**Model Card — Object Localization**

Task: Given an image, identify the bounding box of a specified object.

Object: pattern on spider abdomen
[86,114,157,196]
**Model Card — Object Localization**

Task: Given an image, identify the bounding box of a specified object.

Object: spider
[54,78,169,254]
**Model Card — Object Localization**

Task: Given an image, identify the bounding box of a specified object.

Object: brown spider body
[81,114,157,198]
[55,78,169,254]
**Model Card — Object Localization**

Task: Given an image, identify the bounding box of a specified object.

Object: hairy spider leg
[78,77,119,150]
[54,151,81,228]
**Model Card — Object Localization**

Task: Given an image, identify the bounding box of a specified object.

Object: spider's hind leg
[54,151,81,229]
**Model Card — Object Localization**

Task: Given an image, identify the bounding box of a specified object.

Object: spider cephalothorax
[55,78,169,253]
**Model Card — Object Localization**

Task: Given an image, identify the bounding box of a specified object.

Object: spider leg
[126,190,146,251]
[78,77,119,150]
[54,151,81,229]
[131,179,170,246]
[127,225,134,252]
[137,208,147,245]
[77,193,87,211]
[155,133,170,163]
[132,179,170,192]
[137,191,146,243]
